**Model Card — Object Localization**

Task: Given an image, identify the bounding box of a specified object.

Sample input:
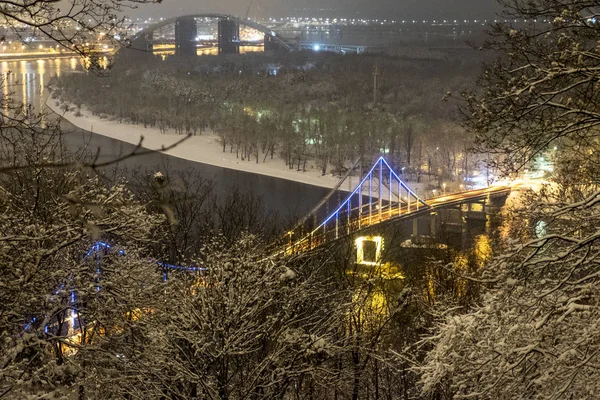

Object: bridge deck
[281,185,510,256]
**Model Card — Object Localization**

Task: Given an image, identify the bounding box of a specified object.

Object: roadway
[427,185,512,209]
[282,184,512,255]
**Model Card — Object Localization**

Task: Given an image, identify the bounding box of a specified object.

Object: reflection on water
[82,56,110,70]
[154,45,264,57]
[0,58,79,115]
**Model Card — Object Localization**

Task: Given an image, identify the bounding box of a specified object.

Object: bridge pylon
[282,157,429,255]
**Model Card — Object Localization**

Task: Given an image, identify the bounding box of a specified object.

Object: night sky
[136,0,501,20]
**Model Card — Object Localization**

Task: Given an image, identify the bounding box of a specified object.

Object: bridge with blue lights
[278,157,511,257]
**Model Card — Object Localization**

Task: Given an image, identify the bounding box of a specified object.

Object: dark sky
[137,0,501,20]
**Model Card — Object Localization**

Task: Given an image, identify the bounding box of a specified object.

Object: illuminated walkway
[280,157,510,255]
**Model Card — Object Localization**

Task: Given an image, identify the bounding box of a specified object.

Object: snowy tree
[420,1,600,398]
[131,167,215,264]
[462,0,600,172]
[98,236,348,400]
[0,126,167,398]
[420,186,600,399]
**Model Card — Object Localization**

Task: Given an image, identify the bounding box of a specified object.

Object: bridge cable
[286,158,362,233]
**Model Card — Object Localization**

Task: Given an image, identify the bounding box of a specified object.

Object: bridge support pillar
[218,19,240,55]
[175,17,197,57]
[412,215,436,245]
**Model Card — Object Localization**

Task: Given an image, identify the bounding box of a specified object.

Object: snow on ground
[45,97,439,195]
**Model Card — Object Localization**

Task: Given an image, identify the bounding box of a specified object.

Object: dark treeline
[53,49,486,184]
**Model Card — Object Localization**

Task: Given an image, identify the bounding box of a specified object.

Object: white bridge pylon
[284,157,429,254]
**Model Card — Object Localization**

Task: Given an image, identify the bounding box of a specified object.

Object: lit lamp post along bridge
[281,157,511,256]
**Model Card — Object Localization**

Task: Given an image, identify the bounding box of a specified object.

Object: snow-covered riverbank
[46,98,361,190]
[45,97,437,194]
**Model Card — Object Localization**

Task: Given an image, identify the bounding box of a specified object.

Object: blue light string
[25,242,201,332]
[156,261,206,272]
[86,242,202,272]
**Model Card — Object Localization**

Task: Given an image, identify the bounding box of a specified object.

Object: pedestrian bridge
[280,157,511,256]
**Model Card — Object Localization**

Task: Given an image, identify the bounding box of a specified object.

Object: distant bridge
[130,13,291,56]
[280,157,511,256]
[295,42,370,54]
[128,14,383,57]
